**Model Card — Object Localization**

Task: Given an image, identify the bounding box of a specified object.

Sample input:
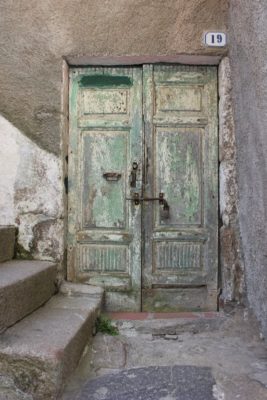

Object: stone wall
[229,0,267,335]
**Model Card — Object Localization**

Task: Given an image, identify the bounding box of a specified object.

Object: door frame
[61,55,238,310]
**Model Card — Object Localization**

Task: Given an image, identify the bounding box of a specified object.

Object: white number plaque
[204,32,226,47]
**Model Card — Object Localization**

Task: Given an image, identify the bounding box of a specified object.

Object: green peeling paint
[79,75,132,88]
[69,65,218,312]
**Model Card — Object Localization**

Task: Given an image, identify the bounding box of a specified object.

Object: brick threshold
[107,311,222,320]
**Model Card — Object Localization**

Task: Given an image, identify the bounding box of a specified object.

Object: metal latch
[126,192,170,218]
[129,162,138,188]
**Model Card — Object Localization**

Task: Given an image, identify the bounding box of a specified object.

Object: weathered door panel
[68,67,143,311]
[142,65,218,311]
[68,64,218,312]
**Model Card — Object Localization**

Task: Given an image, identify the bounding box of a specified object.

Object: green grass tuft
[95,315,119,336]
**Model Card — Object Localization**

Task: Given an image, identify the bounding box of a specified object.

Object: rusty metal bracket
[140,192,165,205]
[126,192,170,217]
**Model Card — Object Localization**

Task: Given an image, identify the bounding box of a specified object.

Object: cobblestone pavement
[62,307,267,400]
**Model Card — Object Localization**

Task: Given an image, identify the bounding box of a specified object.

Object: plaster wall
[229,1,267,335]
[0,0,227,154]
[0,115,64,263]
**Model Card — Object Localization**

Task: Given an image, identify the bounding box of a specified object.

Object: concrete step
[0,260,57,332]
[0,282,104,400]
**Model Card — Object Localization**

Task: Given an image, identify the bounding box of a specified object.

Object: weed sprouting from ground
[95,315,119,336]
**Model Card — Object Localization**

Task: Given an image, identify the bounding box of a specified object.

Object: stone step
[0,225,16,262]
[108,311,225,335]
[0,283,104,400]
[0,260,57,332]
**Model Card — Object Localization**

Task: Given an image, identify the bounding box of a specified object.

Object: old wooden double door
[68,65,218,312]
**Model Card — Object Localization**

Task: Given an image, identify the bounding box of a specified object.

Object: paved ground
[76,366,215,400]
[62,307,267,400]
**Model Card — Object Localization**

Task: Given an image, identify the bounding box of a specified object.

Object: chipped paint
[157,128,201,224]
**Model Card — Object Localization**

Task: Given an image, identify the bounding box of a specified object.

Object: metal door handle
[103,172,121,181]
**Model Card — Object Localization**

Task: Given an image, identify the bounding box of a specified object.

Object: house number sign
[204,32,226,47]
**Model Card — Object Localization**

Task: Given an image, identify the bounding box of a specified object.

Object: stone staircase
[0,226,104,399]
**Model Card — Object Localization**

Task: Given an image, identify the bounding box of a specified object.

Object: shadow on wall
[0,115,64,262]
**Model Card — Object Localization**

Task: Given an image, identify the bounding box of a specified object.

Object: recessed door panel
[81,130,128,229]
[155,127,203,226]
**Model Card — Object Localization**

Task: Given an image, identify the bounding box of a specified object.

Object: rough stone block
[60,281,104,299]
[0,260,57,332]
[220,226,244,302]
[0,225,15,262]
[0,286,104,399]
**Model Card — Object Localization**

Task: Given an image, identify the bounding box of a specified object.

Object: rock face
[228,1,267,337]
[0,375,33,400]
